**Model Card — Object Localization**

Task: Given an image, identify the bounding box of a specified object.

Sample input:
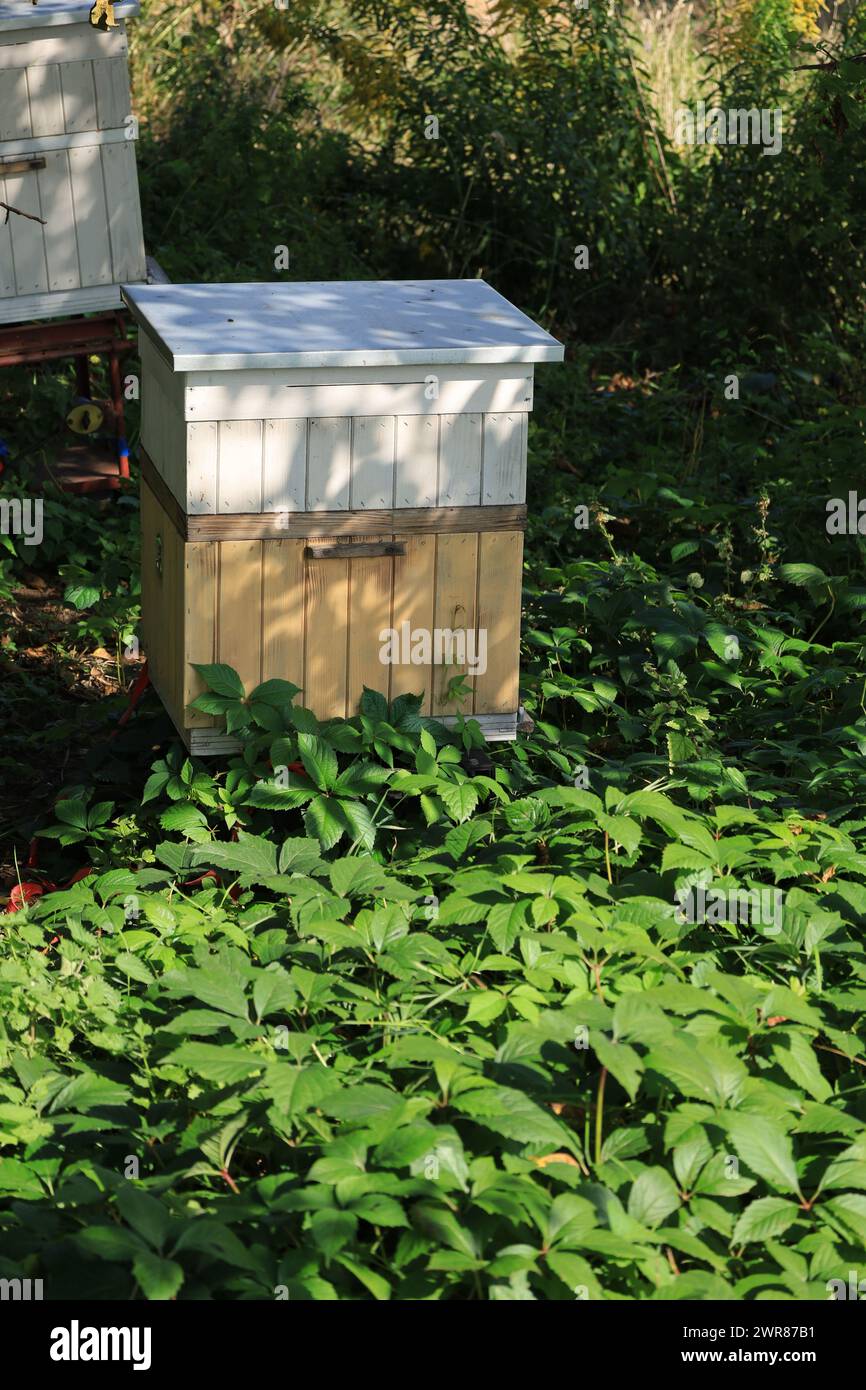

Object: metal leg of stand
[109,348,129,478]
[75,353,91,401]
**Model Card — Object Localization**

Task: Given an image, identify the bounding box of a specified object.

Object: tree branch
[1,202,47,226]
[794,51,866,72]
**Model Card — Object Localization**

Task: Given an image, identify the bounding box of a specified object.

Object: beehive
[0,0,146,324]
[123,280,564,753]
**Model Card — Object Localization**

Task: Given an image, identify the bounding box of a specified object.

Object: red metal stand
[0,310,134,494]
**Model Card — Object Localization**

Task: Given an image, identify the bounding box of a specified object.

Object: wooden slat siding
[217,420,263,513]
[475,531,484,716]
[0,185,14,294]
[474,530,523,715]
[140,449,527,542]
[26,63,64,137]
[218,541,262,694]
[438,413,482,506]
[482,411,528,505]
[262,538,306,696]
[39,149,79,291]
[140,474,523,734]
[347,538,394,715]
[140,339,186,505]
[139,336,165,488]
[431,533,478,716]
[307,417,351,511]
[139,475,158,704]
[141,451,187,541]
[186,420,218,514]
[68,143,112,286]
[263,418,306,512]
[138,398,528,522]
[183,542,218,728]
[304,540,350,718]
[351,415,394,510]
[59,61,97,134]
[0,25,128,70]
[6,167,47,294]
[395,414,438,509]
[140,339,167,496]
[92,57,130,130]
[140,475,184,729]
[183,373,532,423]
[390,533,436,714]
[166,496,186,727]
[0,67,30,140]
[101,140,145,281]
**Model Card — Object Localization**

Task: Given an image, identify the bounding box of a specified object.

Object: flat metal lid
[121,280,565,372]
[0,1,139,31]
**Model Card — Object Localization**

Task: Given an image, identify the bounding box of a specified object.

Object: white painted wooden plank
[26,63,64,137]
[0,5,138,35]
[0,26,128,64]
[39,148,79,291]
[186,421,218,514]
[350,415,395,510]
[0,67,31,140]
[263,418,306,512]
[307,418,351,511]
[0,183,15,294]
[184,375,532,422]
[93,56,130,130]
[139,334,187,505]
[0,127,131,156]
[482,412,528,505]
[0,282,121,319]
[217,420,264,513]
[438,413,483,506]
[68,142,112,286]
[5,169,47,294]
[101,140,145,281]
[140,335,185,418]
[184,362,528,392]
[395,415,439,509]
[59,61,97,133]
[121,280,565,371]
[140,336,167,486]
[164,415,187,510]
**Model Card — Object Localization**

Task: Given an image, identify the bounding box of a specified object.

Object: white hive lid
[121,280,565,372]
[0,1,139,31]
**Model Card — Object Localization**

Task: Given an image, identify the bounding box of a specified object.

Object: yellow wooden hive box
[122,280,564,753]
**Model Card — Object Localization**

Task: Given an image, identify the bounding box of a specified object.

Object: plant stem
[594,1066,607,1167]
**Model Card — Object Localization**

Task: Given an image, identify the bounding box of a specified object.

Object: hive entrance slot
[305,541,406,560]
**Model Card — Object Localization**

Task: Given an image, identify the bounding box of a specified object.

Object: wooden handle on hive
[0,158,47,178]
[305,541,407,559]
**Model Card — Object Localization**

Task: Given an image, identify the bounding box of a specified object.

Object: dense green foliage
[1,0,865,1299]
[4,663,866,1300]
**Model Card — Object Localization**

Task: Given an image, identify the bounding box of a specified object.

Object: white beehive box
[0,0,146,323]
[123,280,564,753]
